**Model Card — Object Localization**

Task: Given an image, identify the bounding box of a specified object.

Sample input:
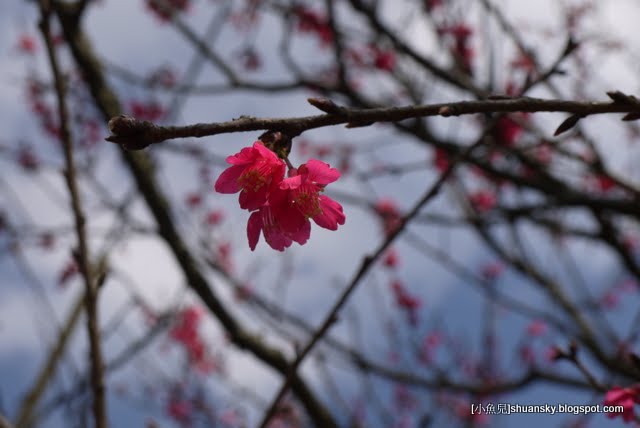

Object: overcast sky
[2,1,640,427]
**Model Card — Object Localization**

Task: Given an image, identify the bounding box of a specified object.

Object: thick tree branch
[52,4,338,427]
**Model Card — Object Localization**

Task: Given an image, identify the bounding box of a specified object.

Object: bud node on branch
[438,106,453,116]
[606,91,640,105]
[106,115,159,150]
[307,97,346,115]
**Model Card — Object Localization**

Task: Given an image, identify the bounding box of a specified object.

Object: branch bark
[106,94,640,150]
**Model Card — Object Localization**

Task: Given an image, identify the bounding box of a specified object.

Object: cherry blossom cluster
[344,44,397,72]
[437,24,474,74]
[215,141,345,251]
[372,199,423,326]
[168,306,218,373]
[128,100,166,122]
[292,6,334,47]
[26,78,60,140]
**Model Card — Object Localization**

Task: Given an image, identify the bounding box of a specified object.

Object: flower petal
[247,211,262,251]
[226,146,257,165]
[305,159,340,185]
[290,219,311,245]
[239,185,269,211]
[278,204,309,235]
[313,195,345,230]
[252,141,280,160]
[266,188,305,234]
[263,224,292,251]
[280,174,303,190]
[214,165,243,193]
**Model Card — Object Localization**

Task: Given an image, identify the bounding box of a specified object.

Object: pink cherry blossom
[437,23,474,73]
[247,201,311,251]
[391,280,422,325]
[205,209,225,226]
[511,52,536,72]
[215,241,233,274]
[433,147,450,173]
[129,100,165,121]
[494,116,524,146]
[526,320,548,337]
[185,192,202,208]
[469,190,497,213]
[277,159,346,232]
[370,46,396,71]
[167,396,192,426]
[17,34,37,54]
[374,198,402,236]
[215,141,285,211]
[216,143,345,251]
[293,6,334,47]
[420,330,443,363]
[383,248,400,268]
[593,174,617,193]
[245,159,345,251]
[169,307,218,374]
[604,385,640,422]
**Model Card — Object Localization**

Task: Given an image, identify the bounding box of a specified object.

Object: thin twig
[257,134,487,428]
[38,2,108,427]
[14,291,85,428]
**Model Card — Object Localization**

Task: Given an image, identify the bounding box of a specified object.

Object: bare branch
[258,132,487,428]
[106,95,640,150]
[38,2,108,427]
[52,3,339,426]
[14,291,84,428]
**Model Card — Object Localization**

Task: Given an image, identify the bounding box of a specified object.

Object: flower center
[292,186,321,218]
[239,168,268,192]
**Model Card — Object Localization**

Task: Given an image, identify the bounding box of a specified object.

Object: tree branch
[38,2,108,427]
[106,94,640,150]
[258,131,487,428]
[14,291,84,428]
[52,4,338,426]
[0,414,14,428]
